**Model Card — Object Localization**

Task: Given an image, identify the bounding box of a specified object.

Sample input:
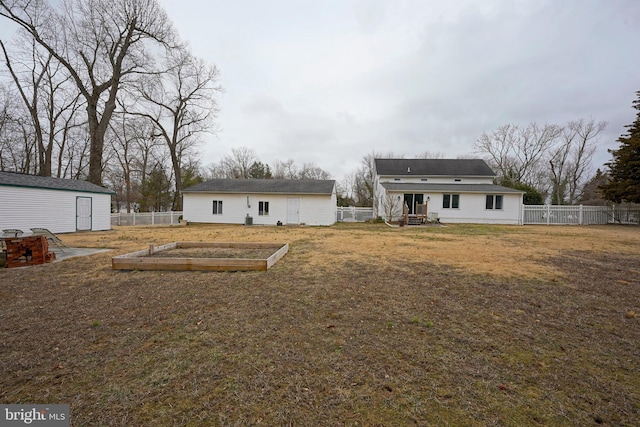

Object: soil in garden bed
[147,247,277,259]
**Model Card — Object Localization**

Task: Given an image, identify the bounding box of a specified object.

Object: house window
[443,194,460,209]
[259,201,269,216]
[486,195,503,210]
[454,178,462,182]
[212,200,223,215]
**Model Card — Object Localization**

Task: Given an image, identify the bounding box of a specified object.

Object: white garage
[0,171,113,234]
[183,179,337,226]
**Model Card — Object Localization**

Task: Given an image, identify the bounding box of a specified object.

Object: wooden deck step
[407,216,423,225]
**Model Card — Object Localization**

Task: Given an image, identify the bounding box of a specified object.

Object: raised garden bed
[112,242,288,271]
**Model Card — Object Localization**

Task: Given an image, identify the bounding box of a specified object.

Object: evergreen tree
[499,178,544,205]
[600,91,640,203]
[578,169,610,206]
[248,161,272,179]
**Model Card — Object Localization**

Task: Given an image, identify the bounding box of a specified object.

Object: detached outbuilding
[183,179,337,226]
[0,171,113,233]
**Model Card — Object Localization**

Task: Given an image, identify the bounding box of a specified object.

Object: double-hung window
[212,200,223,215]
[486,195,503,210]
[443,194,460,209]
[259,201,269,216]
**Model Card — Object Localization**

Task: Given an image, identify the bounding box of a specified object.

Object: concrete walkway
[52,247,111,262]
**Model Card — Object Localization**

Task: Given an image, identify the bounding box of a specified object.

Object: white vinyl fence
[336,207,376,222]
[111,211,183,226]
[523,205,640,225]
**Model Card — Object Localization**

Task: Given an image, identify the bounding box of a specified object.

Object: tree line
[1,1,637,212]
[0,0,220,211]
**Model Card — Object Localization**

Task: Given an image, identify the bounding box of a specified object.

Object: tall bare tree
[549,119,604,205]
[477,120,604,204]
[1,33,85,177]
[0,0,177,185]
[475,122,561,186]
[211,147,259,179]
[126,47,220,209]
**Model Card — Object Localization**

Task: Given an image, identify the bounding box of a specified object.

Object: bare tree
[347,151,398,207]
[1,32,85,177]
[298,162,331,180]
[475,122,561,186]
[126,46,220,209]
[107,115,146,212]
[378,192,403,222]
[271,158,297,179]
[477,120,604,204]
[566,118,606,203]
[416,150,445,159]
[0,0,177,185]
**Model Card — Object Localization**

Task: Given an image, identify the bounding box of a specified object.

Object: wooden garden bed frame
[112,242,289,271]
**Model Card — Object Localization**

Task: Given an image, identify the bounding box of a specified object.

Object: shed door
[287,198,300,224]
[76,197,92,231]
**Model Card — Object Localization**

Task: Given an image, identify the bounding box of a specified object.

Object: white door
[76,197,92,231]
[287,198,300,224]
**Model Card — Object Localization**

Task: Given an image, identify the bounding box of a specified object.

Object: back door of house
[403,193,424,214]
[287,198,300,224]
[76,197,92,231]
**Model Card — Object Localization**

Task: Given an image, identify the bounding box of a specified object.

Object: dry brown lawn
[1,223,639,426]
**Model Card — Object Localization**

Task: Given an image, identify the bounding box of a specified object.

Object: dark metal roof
[0,170,114,194]
[183,179,336,195]
[374,158,495,177]
[381,182,524,193]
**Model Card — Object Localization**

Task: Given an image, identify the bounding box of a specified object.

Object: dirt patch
[147,247,276,259]
[1,223,638,425]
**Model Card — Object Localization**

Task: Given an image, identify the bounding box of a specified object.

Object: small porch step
[406,216,423,225]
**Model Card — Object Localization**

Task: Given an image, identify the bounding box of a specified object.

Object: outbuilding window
[212,200,223,215]
[443,194,460,209]
[259,201,269,216]
[486,195,503,210]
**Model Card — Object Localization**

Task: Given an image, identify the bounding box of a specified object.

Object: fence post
[133,212,136,226]
[546,204,550,225]
[152,211,155,225]
[579,205,583,225]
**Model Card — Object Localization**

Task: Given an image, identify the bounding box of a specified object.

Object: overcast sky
[156,0,639,181]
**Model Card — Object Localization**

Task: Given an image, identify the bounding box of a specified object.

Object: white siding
[183,188,337,226]
[429,192,523,225]
[0,186,112,233]
[376,188,523,225]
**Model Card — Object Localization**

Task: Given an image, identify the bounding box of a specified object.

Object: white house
[182,179,337,226]
[0,171,114,233]
[374,159,524,225]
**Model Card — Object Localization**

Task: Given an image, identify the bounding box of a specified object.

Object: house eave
[0,182,115,195]
[380,182,525,194]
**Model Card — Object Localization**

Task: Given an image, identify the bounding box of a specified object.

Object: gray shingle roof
[183,179,336,195]
[375,158,495,177]
[0,170,114,194]
[381,182,524,193]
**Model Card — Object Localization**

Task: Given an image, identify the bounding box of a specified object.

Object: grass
[1,223,639,426]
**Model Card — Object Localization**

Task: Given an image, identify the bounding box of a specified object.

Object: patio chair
[2,229,24,251]
[2,229,24,238]
[30,228,68,252]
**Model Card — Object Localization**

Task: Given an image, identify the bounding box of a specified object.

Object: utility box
[245,215,253,226]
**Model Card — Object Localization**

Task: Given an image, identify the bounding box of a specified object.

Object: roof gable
[374,158,495,177]
[183,179,336,195]
[0,171,114,194]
